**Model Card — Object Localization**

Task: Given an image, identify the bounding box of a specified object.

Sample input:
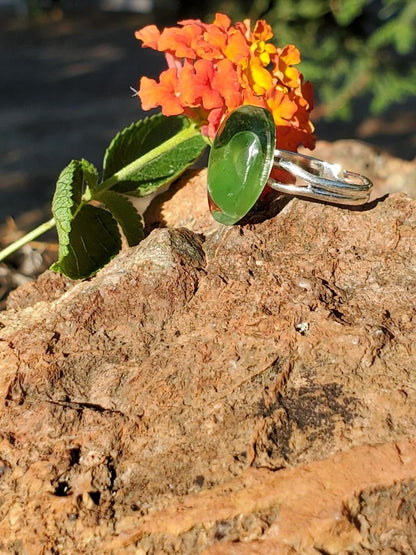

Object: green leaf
[52,160,85,251]
[51,160,120,279]
[114,134,207,197]
[102,114,207,197]
[99,191,144,247]
[81,158,99,190]
[103,114,183,179]
[52,159,99,260]
[50,204,121,279]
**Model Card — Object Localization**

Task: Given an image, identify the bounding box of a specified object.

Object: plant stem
[0,121,206,265]
[0,217,56,263]
[96,123,203,194]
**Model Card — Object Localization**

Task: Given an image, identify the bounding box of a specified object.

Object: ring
[207,105,373,225]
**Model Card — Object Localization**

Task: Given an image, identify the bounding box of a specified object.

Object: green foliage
[213,0,416,119]
[50,114,207,279]
[99,191,144,248]
[52,160,90,250]
[51,159,122,279]
[103,114,208,197]
[50,204,122,280]
[104,114,190,181]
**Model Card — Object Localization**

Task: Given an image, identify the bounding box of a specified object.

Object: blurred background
[0,0,415,302]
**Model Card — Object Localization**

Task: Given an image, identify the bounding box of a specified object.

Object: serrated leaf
[99,190,144,247]
[50,204,121,279]
[102,113,207,197]
[103,114,188,179]
[52,159,99,262]
[52,160,85,255]
[114,134,207,197]
[81,159,99,190]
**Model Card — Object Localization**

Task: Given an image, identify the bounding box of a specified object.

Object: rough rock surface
[1,143,416,553]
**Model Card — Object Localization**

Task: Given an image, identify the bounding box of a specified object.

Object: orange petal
[193,28,225,60]
[225,28,250,62]
[279,44,301,65]
[213,13,231,30]
[194,58,215,80]
[236,19,252,41]
[267,91,297,126]
[137,76,160,110]
[202,88,223,110]
[252,20,273,42]
[177,65,199,105]
[213,58,241,108]
[205,107,224,138]
[242,89,267,109]
[160,97,184,116]
[272,50,302,89]
[185,60,223,109]
[159,67,179,89]
[138,69,183,116]
[158,25,201,58]
[279,94,299,120]
[135,24,161,49]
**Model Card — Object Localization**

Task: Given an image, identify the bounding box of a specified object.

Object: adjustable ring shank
[268,149,373,205]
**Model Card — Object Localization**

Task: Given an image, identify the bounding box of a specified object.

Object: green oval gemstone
[207,105,276,225]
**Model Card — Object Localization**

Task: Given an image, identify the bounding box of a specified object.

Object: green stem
[94,123,203,195]
[0,217,56,263]
[0,121,205,264]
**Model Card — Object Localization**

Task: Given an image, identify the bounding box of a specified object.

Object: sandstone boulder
[1,142,416,553]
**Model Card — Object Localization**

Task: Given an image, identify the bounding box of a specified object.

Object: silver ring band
[268,149,373,205]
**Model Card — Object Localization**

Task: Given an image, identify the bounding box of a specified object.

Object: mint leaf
[103,114,187,179]
[81,158,99,190]
[99,191,144,247]
[51,159,119,279]
[114,134,207,197]
[102,114,207,197]
[49,116,207,280]
[52,160,85,257]
[50,204,121,279]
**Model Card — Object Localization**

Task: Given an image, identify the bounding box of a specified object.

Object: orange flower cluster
[135,13,315,151]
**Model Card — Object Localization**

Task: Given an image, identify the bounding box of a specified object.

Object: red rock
[1,144,416,553]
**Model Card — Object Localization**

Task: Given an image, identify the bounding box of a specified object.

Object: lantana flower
[135,13,315,151]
